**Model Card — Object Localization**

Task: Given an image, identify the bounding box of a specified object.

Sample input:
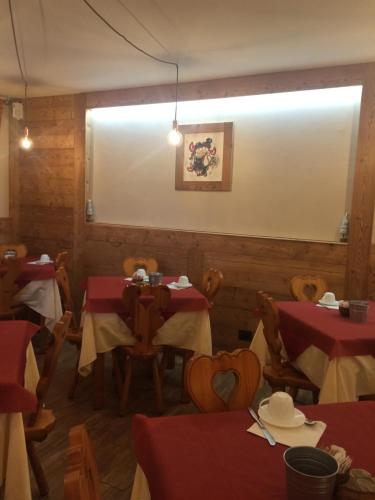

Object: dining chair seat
[263,362,318,392]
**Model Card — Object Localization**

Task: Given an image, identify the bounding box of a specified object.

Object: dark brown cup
[149,272,163,286]
[349,300,368,323]
[284,446,338,500]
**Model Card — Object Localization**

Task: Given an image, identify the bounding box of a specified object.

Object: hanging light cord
[8,0,28,123]
[82,0,179,122]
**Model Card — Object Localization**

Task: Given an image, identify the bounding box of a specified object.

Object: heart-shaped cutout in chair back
[290,275,328,303]
[186,349,260,413]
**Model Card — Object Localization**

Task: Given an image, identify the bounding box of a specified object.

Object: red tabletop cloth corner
[0,257,55,288]
[277,301,375,360]
[132,402,375,500]
[84,276,210,314]
[0,321,40,413]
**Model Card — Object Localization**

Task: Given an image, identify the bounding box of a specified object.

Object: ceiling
[1,0,375,98]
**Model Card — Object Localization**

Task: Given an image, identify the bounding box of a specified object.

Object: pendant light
[8,0,32,150]
[82,0,182,146]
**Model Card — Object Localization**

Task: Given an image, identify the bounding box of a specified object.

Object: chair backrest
[55,250,68,269]
[34,311,72,411]
[0,258,22,314]
[256,291,283,372]
[55,266,78,330]
[122,257,158,277]
[290,275,328,303]
[201,268,223,304]
[0,243,27,258]
[64,424,101,500]
[186,349,260,412]
[123,284,170,355]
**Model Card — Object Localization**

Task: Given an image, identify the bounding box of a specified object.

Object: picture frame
[175,122,233,191]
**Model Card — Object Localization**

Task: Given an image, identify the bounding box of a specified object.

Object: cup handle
[259,397,271,408]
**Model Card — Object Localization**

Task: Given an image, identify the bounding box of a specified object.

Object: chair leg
[181,349,194,403]
[27,441,49,497]
[120,356,132,416]
[153,357,163,414]
[112,350,123,397]
[68,352,81,399]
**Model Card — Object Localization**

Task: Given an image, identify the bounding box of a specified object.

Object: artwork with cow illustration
[175,122,233,191]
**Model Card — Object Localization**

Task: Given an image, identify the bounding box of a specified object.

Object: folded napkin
[247,421,326,447]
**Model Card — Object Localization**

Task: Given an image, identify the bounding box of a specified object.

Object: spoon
[304,418,317,426]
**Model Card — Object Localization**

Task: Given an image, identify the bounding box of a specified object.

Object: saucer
[169,281,192,289]
[318,299,339,307]
[258,405,305,428]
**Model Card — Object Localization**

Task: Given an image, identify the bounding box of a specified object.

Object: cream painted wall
[88,87,361,242]
[0,104,9,217]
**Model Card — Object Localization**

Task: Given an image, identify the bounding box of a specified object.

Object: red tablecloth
[0,321,39,413]
[277,301,375,360]
[132,401,375,500]
[0,257,55,286]
[84,276,210,314]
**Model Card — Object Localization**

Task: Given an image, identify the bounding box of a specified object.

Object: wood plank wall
[8,64,375,350]
[16,96,76,259]
[0,218,12,243]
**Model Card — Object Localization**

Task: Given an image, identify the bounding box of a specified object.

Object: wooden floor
[31,339,258,499]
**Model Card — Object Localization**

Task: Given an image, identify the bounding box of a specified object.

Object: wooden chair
[25,311,72,497]
[55,266,81,398]
[64,424,101,500]
[290,275,328,303]
[168,267,224,402]
[0,243,27,258]
[256,291,319,402]
[186,349,260,412]
[122,257,158,277]
[55,250,68,270]
[201,268,223,305]
[0,257,24,319]
[113,284,170,414]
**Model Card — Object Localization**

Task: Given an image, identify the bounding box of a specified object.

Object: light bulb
[167,120,182,146]
[20,127,32,150]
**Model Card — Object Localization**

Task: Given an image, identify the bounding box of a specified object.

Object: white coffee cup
[133,269,146,280]
[40,254,50,263]
[320,292,337,305]
[178,275,189,286]
[259,392,295,424]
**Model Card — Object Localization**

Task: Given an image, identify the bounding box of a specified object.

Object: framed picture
[175,122,233,191]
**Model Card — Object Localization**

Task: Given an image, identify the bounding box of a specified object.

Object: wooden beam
[86,63,368,109]
[345,63,375,298]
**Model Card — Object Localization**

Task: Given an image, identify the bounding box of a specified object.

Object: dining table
[250,300,375,403]
[79,276,212,408]
[0,320,40,500]
[0,257,63,332]
[130,400,375,500]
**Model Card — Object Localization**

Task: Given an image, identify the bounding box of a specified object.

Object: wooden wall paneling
[86,63,367,109]
[16,95,75,259]
[345,64,375,298]
[0,218,12,243]
[72,94,86,309]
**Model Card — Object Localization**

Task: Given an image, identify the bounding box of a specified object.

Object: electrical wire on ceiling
[8,0,32,149]
[116,0,171,56]
[81,0,182,145]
